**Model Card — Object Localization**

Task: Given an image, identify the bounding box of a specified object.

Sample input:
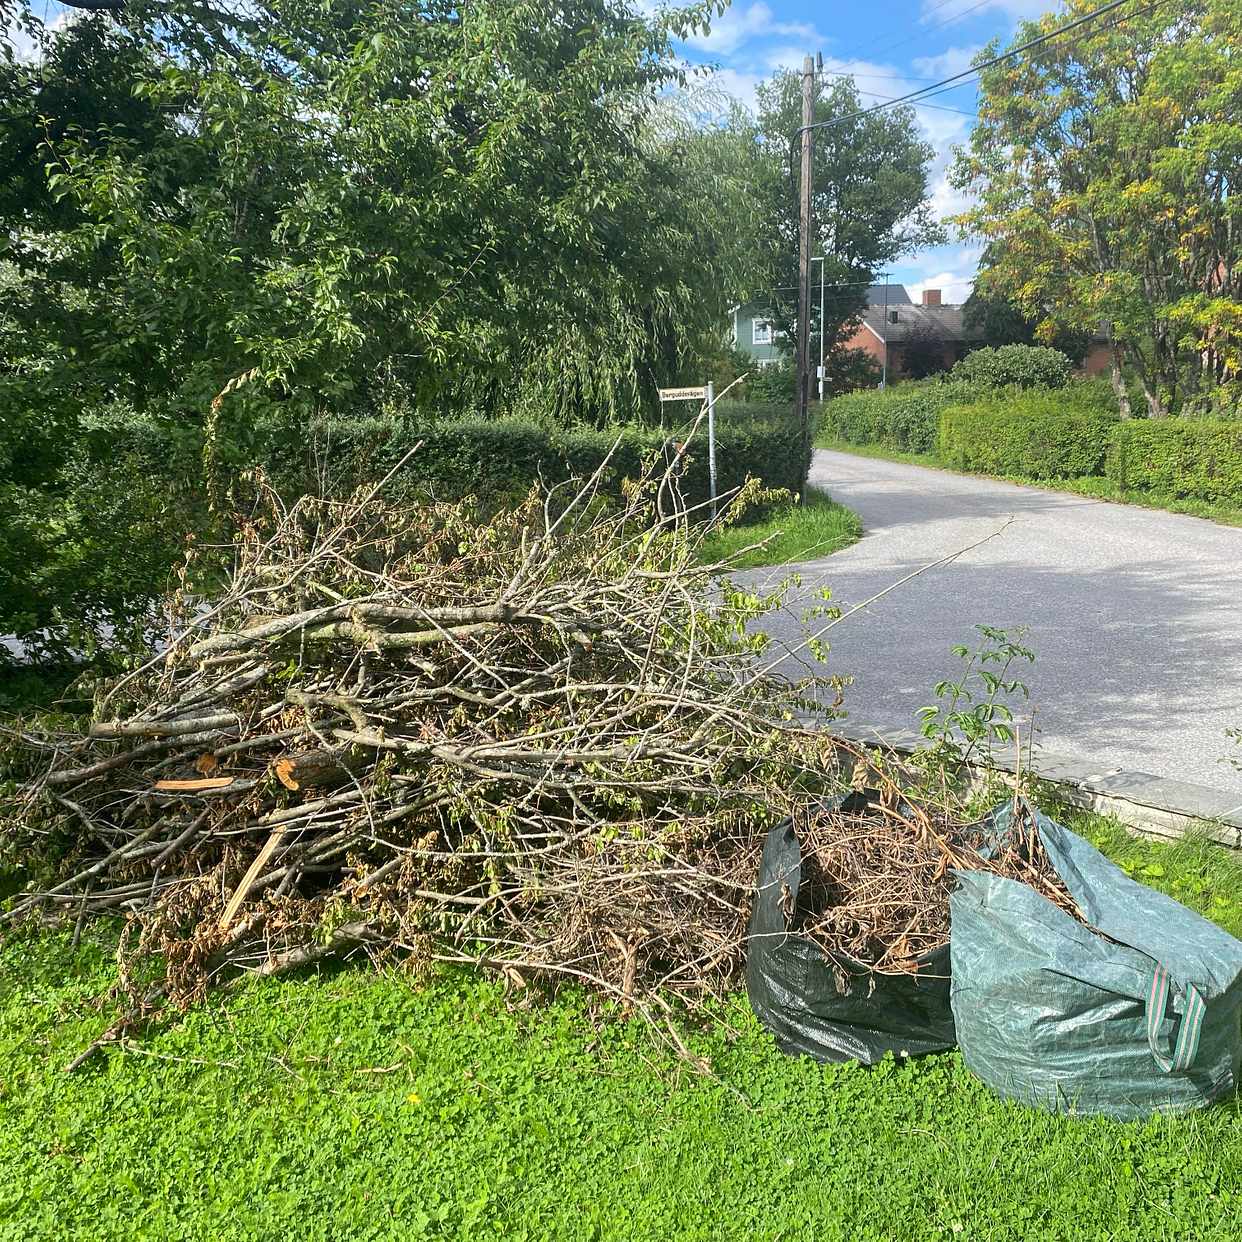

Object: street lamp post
[811,256,826,401]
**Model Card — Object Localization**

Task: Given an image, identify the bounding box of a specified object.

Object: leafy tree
[953,1,1242,417]
[0,0,771,650]
[746,360,795,406]
[822,344,880,396]
[750,72,942,359]
[961,264,1093,365]
[900,323,952,381]
[2,0,753,431]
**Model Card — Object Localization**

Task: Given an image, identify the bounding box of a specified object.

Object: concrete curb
[825,719,1242,850]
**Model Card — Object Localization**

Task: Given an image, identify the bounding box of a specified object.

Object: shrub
[263,408,811,514]
[822,346,882,397]
[2,397,810,661]
[0,401,203,659]
[939,391,1117,479]
[950,344,1074,391]
[746,360,796,404]
[1106,419,1242,504]
[821,380,973,455]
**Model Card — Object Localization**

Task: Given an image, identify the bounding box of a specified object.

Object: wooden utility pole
[796,54,815,501]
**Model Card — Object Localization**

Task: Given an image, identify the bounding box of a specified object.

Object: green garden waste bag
[951,802,1242,1119]
[745,791,957,1065]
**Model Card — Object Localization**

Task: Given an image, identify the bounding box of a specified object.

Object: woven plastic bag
[951,802,1242,1119]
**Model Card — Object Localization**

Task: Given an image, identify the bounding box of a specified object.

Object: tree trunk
[1127,341,1168,418]
[1108,343,1132,419]
[1136,370,1166,418]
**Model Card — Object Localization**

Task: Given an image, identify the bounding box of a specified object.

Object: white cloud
[759,43,815,74]
[909,269,975,301]
[699,66,764,113]
[684,2,819,57]
[910,45,982,81]
[894,243,984,304]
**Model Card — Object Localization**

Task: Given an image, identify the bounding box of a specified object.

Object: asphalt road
[748,450,1242,794]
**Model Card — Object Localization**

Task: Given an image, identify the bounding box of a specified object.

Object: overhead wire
[854,90,977,118]
[797,0,1147,144]
[782,0,1166,190]
[841,0,1009,71]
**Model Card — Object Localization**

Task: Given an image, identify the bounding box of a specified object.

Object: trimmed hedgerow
[1,396,808,660]
[819,381,972,455]
[949,344,1073,390]
[263,407,812,512]
[939,392,1117,480]
[1106,419,1242,504]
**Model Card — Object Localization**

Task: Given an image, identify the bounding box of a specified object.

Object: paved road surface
[749,451,1242,793]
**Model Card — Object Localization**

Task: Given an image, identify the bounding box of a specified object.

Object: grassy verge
[1059,810,1242,937]
[3,810,1242,1241]
[700,486,862,569]
[816,436,942,471]
[1050,476,1242,527]
[816,437,1242,527]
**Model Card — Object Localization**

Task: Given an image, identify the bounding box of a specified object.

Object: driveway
[748,450,1242,794]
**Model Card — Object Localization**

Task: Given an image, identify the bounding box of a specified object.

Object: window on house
[888,310,900,324]
[752,318,774,346]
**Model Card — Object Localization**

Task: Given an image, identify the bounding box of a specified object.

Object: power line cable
[843,0,981,63]
[854,89,977,118]
[840,0,1023,73]
[818,68,965,86]
[783,0,1162,191]
[797,0,1145,143]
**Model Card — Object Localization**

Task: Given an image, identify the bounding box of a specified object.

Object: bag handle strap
[1146,965,1207,1074]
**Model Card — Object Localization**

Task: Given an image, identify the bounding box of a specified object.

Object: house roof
[861,302,977,343]
[734,284,912,317]
[864,283,912,307]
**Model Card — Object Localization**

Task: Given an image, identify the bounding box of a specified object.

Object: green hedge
[0,401,205,657]
[819,380,973,455]
[264,407,811,513]
[939,392,1117,480]
[1106,419,1242,504]
[1,398,808,657]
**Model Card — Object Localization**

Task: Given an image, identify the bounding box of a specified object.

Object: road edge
[829,718,1242,850]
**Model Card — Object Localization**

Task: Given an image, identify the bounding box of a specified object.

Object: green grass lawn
[816,437,1242,528]
[3,809,1241,1241]
[700,486,862,569]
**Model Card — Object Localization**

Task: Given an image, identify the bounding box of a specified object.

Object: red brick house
[844,285,1111,380]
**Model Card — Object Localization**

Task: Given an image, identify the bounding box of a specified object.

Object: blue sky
[673,0,1063,302]
[11,0,1062,304]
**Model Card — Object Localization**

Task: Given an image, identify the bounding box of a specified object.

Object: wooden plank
[152,776,236,792]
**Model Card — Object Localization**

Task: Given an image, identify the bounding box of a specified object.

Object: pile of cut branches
[2,450,844,1054]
